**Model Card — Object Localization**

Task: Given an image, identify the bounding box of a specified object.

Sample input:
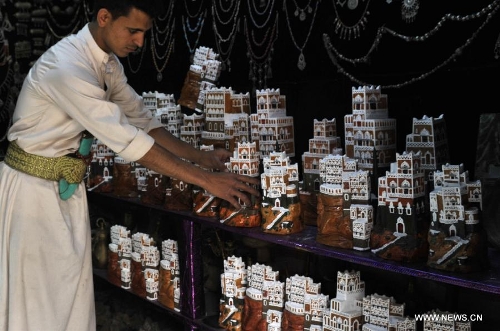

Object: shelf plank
[87,192,500,295]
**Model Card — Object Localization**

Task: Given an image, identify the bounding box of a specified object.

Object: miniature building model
[322,270,365,331]
[422,310,472,331]
[250,88,295,159]
[371,151,429,262]
[180,112,205,149]
[300,118,343,225]
[316,154,373,250]
[242,263,284,331]
[219,256,248,330]
[283,274,328,331]
[201,86,251,151]
[344,86,397,175]
[362,294,416,331]
[87,138,114,193]
[405,114,450,182]
[427,163,487,272]
[260,151,302,234]
[178,46,222,111]
[219,142,262,227]
[302,118,343,193]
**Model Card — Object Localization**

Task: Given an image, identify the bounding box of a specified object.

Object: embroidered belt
[4,141,87,184]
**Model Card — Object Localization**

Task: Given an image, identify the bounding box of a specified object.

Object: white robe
[0,23,163,331]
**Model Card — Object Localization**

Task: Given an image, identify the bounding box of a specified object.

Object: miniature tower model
[242,263,284,331]
[427,163,486,273]
[322,270,365,331]
[192,144,222,217]
[250,88,295,159]
[344,86,397,177]
[422,310,472,331]
[371,151,429,262]
[405,114,450,183]
[220,142,262,227]
[316,154,373,250]
[283,274,328,331]
[179,112,205,149]
[260,151,302,234]
[156,94,183,138]
[362,294,416,330]
[201,86,251,151]
[219,256,247,330]
[300,118,343,225]
[178,46,222,112]
[87,137,114,193]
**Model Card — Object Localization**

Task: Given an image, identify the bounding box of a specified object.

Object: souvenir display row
[86,46,489,278]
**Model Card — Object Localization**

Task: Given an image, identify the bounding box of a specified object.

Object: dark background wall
[2,0,500,179]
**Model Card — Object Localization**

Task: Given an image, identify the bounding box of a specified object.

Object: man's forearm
[148,127,203,164]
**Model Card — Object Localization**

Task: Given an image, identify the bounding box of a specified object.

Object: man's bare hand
[203,171,260,209]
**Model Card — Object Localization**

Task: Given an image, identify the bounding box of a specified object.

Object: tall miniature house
[219,256,247,329]
[156,93,182,138]
[201,86,251,151]
[250,88,295,159]
[300,118,343,226]
[322,270,365,331]
[344,86,397,181]
[316,154,373,251]
[371,151,429,263]
[260,151,302,235]
[405,114,450,183]
[242,263,284,330]
[178,46,221,112]
[283,274,328,331]
[220,142,262,227]
[362,294,416,330]
[427,163,487,273]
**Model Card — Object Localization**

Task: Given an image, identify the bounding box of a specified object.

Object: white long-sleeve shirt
[8,23,163,162]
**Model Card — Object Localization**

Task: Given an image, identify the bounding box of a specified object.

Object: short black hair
[92,0,166,21]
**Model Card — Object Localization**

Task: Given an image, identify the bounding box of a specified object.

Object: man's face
[99,8,152,58]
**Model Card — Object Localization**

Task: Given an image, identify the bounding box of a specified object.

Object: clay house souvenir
[344,86,397,190]
[159,239,180,310]
[178,46,221,112]
[405,114,450,186]
[427,163,487,273]
[316,154,373,250]
[149,92,182,138]
[164,112,205,211]
[362,294,416,331]
[249,88,295,159]
[86,137,114,193]
[242,263,284,331]
[422,310,472,330]
[200,87,251,151]
[193,144,222,218]
[219,256,248,330]
[260,151,302,235]
[282,274,328,331]
[220,142,262,227]
[371,151,429,262]
[322,270,365,331]
[300,118,343,226]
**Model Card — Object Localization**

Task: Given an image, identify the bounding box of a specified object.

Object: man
[0,1,260,330]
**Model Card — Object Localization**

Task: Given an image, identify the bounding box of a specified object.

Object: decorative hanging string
[151,19,176,82]
[323,0,500,89]
[245,0,279,94]
[332,0,372,40]
[283,0,320,71]
[182,8,207,60]
[401,0,419,23]
[212,0,242,72]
